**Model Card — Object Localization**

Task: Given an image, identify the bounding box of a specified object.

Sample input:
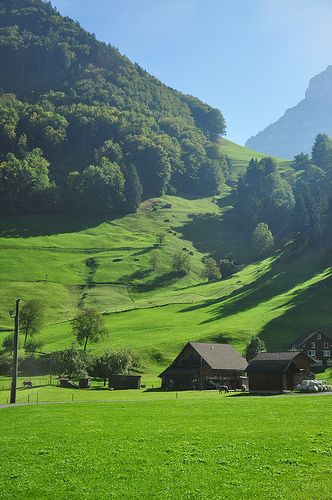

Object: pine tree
[312,134,332,171]
[245,336,266,361]
[124,164,143,213]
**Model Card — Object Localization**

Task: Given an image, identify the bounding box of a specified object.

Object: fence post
[28,394,30,404]
[176,392,178,400]
[37,393,39,404]
[72,393,74,403]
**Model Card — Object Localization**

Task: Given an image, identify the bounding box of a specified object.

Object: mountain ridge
[246,66,332,158]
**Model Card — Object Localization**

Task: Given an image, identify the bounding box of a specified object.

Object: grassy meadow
[219,138,291,177]
[1,188,332,379]
[0,142,331,380]
[1,395,332,499]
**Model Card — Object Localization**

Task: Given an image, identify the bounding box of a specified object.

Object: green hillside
[1,185,331,378]
[220,138,291,177]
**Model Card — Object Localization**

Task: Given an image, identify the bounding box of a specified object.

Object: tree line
[235,133,332,255]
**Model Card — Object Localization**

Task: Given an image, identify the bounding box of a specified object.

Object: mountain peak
[305,66,332,99]
[245,66,332,158]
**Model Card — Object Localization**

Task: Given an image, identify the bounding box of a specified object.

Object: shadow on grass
[178,247,332,350]
[228,392,283,398]
[131,272,180,292]
[143,387,164,393]
[0,214,113,238]
[132,246,155,256]
[178,208,254,263]
[260,270,332,350]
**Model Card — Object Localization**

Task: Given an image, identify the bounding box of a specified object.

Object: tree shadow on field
[178,208,253,264]
[179,249,332,350]
[228,392,282,397]
[117,268,151,284]
[132,246,155,256]
[131,272,180,292]
[260,271,332,351]
[0,214,115,238]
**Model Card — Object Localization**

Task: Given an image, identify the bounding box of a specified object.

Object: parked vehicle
[296,379,332,392]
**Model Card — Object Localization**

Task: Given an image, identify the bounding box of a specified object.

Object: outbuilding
[159,342,248,390]
[108,375,141,390]
[247,351,314,392]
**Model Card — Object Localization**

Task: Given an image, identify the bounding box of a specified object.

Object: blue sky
[51,0,332,145]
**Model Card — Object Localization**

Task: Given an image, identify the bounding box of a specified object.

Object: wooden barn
[159,342,248,390]
[108,375,141,390]
[247,351,314,393]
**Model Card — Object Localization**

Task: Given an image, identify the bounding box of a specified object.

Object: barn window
[324,342,329,349]
[317,333,322,340]
[311,341,316,348]
[308,350,316,357]
[323,350,331,357]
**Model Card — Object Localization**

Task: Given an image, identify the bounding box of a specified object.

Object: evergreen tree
[124,164,142,213]
[245,336,267,361]
[293,152,311,171]
[311,134,331,170]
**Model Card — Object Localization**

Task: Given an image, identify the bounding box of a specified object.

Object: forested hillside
[0,0,227,215]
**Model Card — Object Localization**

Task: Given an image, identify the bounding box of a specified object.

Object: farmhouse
[159,342,248,390]
[289,331,332,368]
[247,351,314,392]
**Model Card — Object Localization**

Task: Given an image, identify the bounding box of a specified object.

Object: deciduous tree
[72,309,107,351]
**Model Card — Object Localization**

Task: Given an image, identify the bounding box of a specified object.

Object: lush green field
[1,395,332,499]
[1,185,332,377]
[219,138,291,177]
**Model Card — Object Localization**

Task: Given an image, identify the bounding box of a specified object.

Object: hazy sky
[51,0,332,145]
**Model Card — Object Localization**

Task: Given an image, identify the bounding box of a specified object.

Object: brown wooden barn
[247,351,315,392]
[159,342,248,390]
[289,331,332,368]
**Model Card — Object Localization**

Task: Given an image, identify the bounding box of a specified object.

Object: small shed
[108,374,141,390]
[159,342,248,390]
[247,351,314,392]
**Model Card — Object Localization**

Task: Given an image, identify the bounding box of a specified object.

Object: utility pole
[10,299,20,405]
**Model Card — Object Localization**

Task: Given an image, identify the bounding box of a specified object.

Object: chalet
[247,351,314,393]
[159,342,248,391]
[289,331,332,368]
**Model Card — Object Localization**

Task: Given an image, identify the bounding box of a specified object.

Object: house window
[323,350,331,357]
[317,333,322,340]
[308,350,316,358]
[324,342,329,349]
[311,342,316,348]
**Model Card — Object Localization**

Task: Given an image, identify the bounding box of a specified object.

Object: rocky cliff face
[245,66,332,158]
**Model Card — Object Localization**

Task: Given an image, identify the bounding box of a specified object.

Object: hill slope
[1,188,331,376]
[246,66,332,158]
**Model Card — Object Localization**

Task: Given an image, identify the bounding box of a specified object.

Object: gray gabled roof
[158,342,247,377]
[189,343,248,371]
[252,352,303,361]
[247,351,314,374]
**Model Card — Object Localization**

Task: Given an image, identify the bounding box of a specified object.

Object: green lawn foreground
[1,396,332,499]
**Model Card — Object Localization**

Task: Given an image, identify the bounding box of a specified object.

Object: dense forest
[0,0,228,215]
[236,133,332,252]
